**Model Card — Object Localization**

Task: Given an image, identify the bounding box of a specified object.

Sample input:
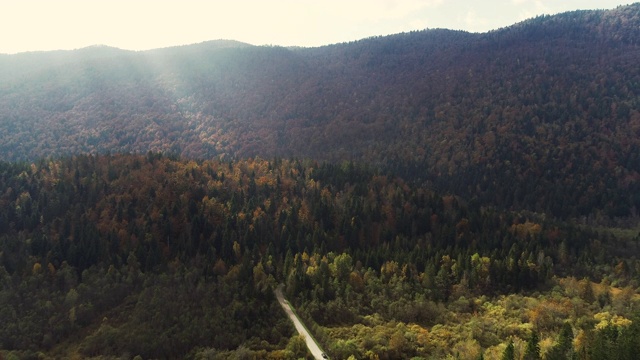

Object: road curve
[275,285,326,360]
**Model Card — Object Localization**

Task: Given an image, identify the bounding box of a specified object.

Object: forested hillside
[0,154,639,359]
[1,5,640,221]
[2,3,640,360]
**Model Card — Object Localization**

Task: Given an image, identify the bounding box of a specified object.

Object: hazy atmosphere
[2,2,640,359]
[1,0,633,53]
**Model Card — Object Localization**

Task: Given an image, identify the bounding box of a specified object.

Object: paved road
[275,285,326,360]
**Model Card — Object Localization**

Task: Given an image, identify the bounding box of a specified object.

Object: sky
[0,0,634,54]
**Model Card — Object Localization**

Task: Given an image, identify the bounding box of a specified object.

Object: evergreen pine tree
[546,323,574,360]
[502,340,515,360]
[523,330,541,360]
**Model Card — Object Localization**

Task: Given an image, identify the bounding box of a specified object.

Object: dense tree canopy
[1,5,640,222]
[1,4,640,359]
[0,154,638,358]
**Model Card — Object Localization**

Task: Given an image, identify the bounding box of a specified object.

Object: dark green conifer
[501,340,515,360]
[523,330,541,360]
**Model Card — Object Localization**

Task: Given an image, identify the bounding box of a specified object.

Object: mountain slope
[1,4,640,219]
[0,153,638,358]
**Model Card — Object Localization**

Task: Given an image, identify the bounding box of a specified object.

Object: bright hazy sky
[0,0,634,54]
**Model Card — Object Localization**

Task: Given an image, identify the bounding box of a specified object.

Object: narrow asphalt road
[275,285,326,360]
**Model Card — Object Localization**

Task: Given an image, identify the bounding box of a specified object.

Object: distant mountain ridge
[1,3,640,219]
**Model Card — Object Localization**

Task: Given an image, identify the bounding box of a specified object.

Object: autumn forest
[1,4,640,360]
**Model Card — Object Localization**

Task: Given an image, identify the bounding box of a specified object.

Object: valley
[1,4,640,359]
